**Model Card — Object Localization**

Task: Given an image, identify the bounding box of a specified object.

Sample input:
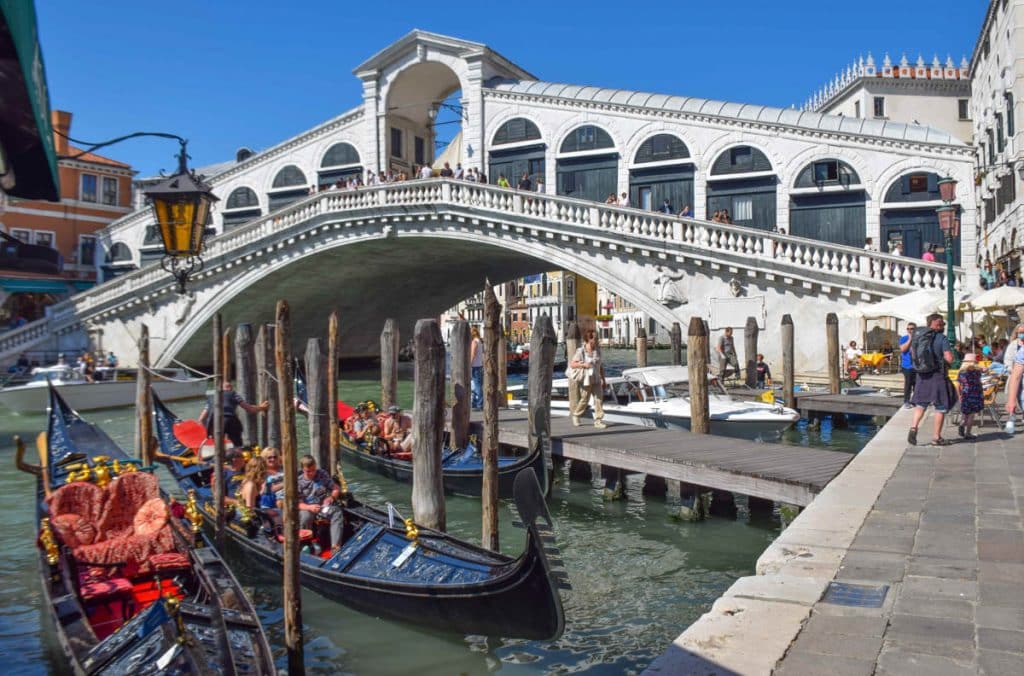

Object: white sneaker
[571,415,581,427]
[594,420,607,429]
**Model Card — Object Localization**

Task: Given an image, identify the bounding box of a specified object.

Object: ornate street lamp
[144,143,218,294]
[935,176,959,359]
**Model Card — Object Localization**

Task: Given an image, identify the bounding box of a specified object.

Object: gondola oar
[173,419,208,449]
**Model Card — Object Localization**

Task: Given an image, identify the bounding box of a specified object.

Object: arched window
[633,134,690,164]
[106,242,132,263]
[321,143,360,168]
[225,186,259,210]
[710,146,772,175]
[271,165,307,189]
[493,118,542,145]
[882,172,940,203]
[559,125,614,154]
[793,159,861,188]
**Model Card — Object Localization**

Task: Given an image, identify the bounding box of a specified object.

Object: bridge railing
[0,178,963,361]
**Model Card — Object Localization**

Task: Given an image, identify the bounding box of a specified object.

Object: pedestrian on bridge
[716,327,740,381]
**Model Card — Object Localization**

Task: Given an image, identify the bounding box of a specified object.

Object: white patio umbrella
[844,289,950,323]
[966,285,1024,311]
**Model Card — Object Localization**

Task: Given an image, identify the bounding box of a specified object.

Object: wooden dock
[476,410,853,506]
[729,388,903,417]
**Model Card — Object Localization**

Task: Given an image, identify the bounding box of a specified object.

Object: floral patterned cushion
[51,513,97,548]
[132,498,168,537]
[97,472,160,540]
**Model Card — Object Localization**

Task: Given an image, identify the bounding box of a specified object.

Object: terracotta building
[0,110,134,326]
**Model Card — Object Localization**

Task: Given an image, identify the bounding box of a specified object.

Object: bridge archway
[628,133,694,213]
[880,170,958,264]
[706,145,778,230]
[788,158,867,247]
[556,124,619,203]
[488,117,545,190]
[384,60,464,175]
[222,186,262,231]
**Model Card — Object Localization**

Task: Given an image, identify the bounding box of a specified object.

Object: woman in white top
[569,329,606,429]
[470,326,484,410]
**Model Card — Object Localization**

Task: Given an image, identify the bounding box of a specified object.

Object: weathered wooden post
[482,282,501,551]
[671,321,683,366]
[328,311,340,476]
[135,323,153,466]
[256,324,280,449]
[412,319,446,530]
[565,321,581,419]
[305,338,329,469]
[274,301,303,674]
[234,323,257,445]
[449,319,471,450]
[827,312,840,395]
[744,316,759,388]
[380,318,399,410]
[687,317,710,435]
[636,326,648,367]
[212,314,225,546]
[702,318,711,363]
[528,314,557,488]
[782,314,796,410]
[221,327,231,385]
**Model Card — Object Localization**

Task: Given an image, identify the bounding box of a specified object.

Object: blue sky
[36,0,985,178]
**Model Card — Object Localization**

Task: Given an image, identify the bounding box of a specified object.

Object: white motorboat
[0,365,207,414]
[511,365,799,440]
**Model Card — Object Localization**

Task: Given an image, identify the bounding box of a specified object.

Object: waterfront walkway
[645,408,1024,675]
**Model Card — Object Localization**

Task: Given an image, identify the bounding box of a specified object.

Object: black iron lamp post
[143,142,218,294]
[935,176,960,359]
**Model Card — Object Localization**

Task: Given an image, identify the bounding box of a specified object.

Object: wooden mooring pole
[528,315,556,490]
[744,316,759,388]
[274,300,304,674]
[412,319,446,531]
[328,311,340,476]
[449,319,470,450]
[498,314,508,409]
[305,338,329,469]
[234,324,257,446]
[256,324,281,449]
[565,321,580,419]
[636,326,648,367]
[827,312,840,395]
[135,323,153,466]
[212,313,225,547]
[781,314,796,410]
[221,326,231,385]
[380,318,399,410]
[687,317,710,435]
[482,282,500,551]
[671,322,683,366]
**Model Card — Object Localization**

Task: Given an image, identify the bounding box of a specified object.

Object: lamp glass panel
[937,207,956,232]
[938,178,958,202]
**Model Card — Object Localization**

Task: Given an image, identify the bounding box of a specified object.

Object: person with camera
[297,454,344,553]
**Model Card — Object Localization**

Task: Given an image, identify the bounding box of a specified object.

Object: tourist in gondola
[569,329,606,429]
[298,455,344,552]
[259,446,285,507]
[382,405,412,454]
[238,455,269,509]
[198,381,269,446]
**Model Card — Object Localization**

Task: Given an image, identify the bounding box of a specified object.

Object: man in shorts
[907,314,954,446]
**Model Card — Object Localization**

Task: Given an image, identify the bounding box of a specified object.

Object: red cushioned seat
[51,513,98,548]
[97,472,160,540]
[80,576,132,601]
[150,552,190,572]
[390,452,412,462]
[276,529,314,543]
[47,481,106,524]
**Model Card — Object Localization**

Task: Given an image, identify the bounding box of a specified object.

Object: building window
[908,174,930,193]
[730,146,752,169]
[988,130,996,164]
[390,128,403,158]
[414,136,425,165]
[733,197,753,221]
[997,113,1006,152]
[854,101,861,118]
[958,99,971,121]
[873,96,885,118]
[813,160,840,183]
[1006,92,1016,136]
[101,177,118,205]
[34,231,55,248]
[10,228,30,242]
[492,118,542,145]
[81,174,97,202]
[78,235,97,266]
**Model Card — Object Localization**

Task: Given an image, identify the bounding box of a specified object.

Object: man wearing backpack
[907,313,954,446]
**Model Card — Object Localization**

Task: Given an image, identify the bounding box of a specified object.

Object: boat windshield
[28,368,79,383]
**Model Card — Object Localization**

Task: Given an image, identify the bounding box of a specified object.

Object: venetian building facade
[971,0,1024,281]
[98,30,979,301]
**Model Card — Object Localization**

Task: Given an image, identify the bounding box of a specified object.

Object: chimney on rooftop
[51,110,71,156]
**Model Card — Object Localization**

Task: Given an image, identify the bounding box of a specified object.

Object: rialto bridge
[1,30,977,369]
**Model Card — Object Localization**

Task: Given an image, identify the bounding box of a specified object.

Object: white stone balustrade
[1,178,962,361]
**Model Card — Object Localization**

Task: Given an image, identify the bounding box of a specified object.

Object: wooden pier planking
[477,410,852,506]
[729,389,903,417]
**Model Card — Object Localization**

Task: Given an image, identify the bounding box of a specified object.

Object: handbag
[566,366,585,383]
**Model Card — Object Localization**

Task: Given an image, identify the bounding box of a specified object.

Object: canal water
[0,348,877,674]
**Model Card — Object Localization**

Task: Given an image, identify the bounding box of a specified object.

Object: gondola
[151,392,570,640]
[17,385,274,675]
[294,368,548,498]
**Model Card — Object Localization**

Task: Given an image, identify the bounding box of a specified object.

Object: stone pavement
[774,419,1024,675]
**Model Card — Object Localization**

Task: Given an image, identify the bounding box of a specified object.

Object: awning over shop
[0,0,59,200]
